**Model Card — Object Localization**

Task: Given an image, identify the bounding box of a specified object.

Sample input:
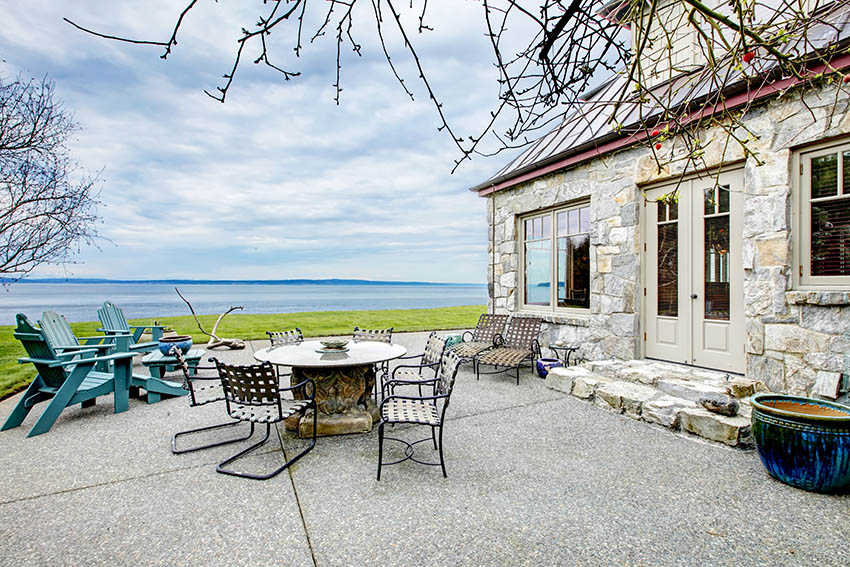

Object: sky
[1,1,524,284]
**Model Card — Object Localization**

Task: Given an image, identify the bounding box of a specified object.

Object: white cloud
[1,0,521,283]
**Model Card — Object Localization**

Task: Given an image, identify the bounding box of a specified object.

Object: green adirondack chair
[41,310,186,405]
[39,310,120,372]
[1,314,135,437]
[97,301,164,352]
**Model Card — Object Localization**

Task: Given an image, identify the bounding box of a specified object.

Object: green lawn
[0,305,484,399]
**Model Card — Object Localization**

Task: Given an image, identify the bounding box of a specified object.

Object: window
[798,139,850,287]
[522,202,590,310]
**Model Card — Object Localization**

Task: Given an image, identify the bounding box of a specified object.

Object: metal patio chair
[213,359,317,480]
[384,331,446,398]
[266,328,303,378]
[170,348,253,454]
[449,313,509,360]
[353,326,393,401]
[377,349,463,480]
[474,316,543,385]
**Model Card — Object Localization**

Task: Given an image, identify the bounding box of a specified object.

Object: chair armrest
[379,392,447,412]
[18,356,94,367]
[461,330,474,341]
[87,351,137,364]
[129,324,166,331]
[391,361,438,379]
[281,377,317,399]
[396,353,425,362]
[52,344,112,352]
[492,333,506,347]
[79,334,131,341]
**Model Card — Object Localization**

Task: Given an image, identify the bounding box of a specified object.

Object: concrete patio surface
[1,331,847,566]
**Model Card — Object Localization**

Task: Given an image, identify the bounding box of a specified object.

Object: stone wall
[486,79,850,399]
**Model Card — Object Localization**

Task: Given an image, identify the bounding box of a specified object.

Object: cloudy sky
[2,1,524,283]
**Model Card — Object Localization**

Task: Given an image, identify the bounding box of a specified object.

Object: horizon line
[10,277,485,286]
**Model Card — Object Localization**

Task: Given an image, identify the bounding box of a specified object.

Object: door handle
[690,294,698,299]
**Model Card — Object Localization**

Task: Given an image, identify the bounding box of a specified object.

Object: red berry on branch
[655,143,662,150]
[844,75,850,84]
[651,129,660,137]
[743,51,755,63]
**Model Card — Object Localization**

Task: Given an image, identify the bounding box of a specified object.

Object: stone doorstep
[546,365,753,448]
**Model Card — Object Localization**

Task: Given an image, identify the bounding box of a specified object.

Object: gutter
[472,51,850,198]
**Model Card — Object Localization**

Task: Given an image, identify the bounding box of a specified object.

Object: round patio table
[254,340,407,437]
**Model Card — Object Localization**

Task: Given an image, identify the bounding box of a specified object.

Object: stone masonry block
[679,407,751,447]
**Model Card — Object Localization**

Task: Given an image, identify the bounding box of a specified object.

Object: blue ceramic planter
[536,358,563,378]
[751,393,850,494]
[158,335,193,356]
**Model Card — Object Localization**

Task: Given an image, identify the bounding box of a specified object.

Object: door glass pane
[542,215,551,238]
[525,240,550,306]
[557,235,589,308]
[657,222,678,317]
[811,154,838,198]
[668,200,678,220]
[704,215,730,320]
[704,187,715,215]
[718,186,729,213]
[811,196,850,276]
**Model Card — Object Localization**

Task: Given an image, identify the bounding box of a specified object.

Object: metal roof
[471,1,850,194]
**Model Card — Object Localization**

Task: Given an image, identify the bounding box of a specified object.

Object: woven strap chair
[170,348,254,454]
[266,328,303,378]
[377,350,463,480]
[213,359,317,480]
[385,332,447,398]
[474,316,543,385]
[450,313,509,359]
[353,326,393,401]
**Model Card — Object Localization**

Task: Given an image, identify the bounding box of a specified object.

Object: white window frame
[794,137,850,289]
[519,200,591,314]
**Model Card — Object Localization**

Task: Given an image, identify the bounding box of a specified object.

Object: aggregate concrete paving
[1,331,847,566]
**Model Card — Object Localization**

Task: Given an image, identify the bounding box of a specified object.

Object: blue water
[0,282,487,324]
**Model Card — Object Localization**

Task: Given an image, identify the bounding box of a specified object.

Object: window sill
[516,311,590,327]
[786,291,850,306]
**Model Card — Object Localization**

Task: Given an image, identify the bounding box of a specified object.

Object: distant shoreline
[6,278,483,287]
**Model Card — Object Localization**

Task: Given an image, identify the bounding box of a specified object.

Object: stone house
[470,1,850,401]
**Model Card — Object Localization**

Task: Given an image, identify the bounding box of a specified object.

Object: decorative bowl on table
[158,335,193,356]
[317,339,349,354]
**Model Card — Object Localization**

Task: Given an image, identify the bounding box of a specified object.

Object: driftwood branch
[175,287,246,349]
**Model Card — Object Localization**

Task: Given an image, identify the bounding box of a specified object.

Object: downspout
[489,188,495,315]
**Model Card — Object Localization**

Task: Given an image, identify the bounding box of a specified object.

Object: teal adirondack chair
[41,310,186,405]
[97,301,164,352]
[1,314,135,437]
[39,310,120,372]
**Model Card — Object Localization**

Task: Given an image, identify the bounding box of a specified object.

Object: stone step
[546,365,753,448]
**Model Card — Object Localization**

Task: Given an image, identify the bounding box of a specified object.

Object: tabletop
[254,340,407,368]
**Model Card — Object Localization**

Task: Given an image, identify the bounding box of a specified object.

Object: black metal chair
[474,316,543,385]
[170,348,253,454]
[384,331,446,398]
[377,349,463,480]
[266,328,303,378]
[213,359,317,480]
[450,313,509,359]
[353,326,393,401]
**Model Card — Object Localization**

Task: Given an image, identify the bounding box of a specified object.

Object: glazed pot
[751,393,850,493]
[158,335,193,356]
[536,358,563,378]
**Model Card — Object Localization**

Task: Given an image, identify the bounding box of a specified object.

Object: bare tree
[0,76,101,281]
[64,1,850,173]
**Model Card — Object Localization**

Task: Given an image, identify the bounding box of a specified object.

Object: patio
[1,331,847,566]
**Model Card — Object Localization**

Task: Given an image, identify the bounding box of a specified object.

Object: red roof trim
[476,53,850,198]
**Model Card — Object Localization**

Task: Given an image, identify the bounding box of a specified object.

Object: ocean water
[0,282,487,325]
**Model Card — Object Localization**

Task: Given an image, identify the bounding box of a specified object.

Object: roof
[471,1,850,195]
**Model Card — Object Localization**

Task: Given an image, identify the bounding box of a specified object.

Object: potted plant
[751,393,850,493]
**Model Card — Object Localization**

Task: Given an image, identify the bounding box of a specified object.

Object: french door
[643,169,745,373]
